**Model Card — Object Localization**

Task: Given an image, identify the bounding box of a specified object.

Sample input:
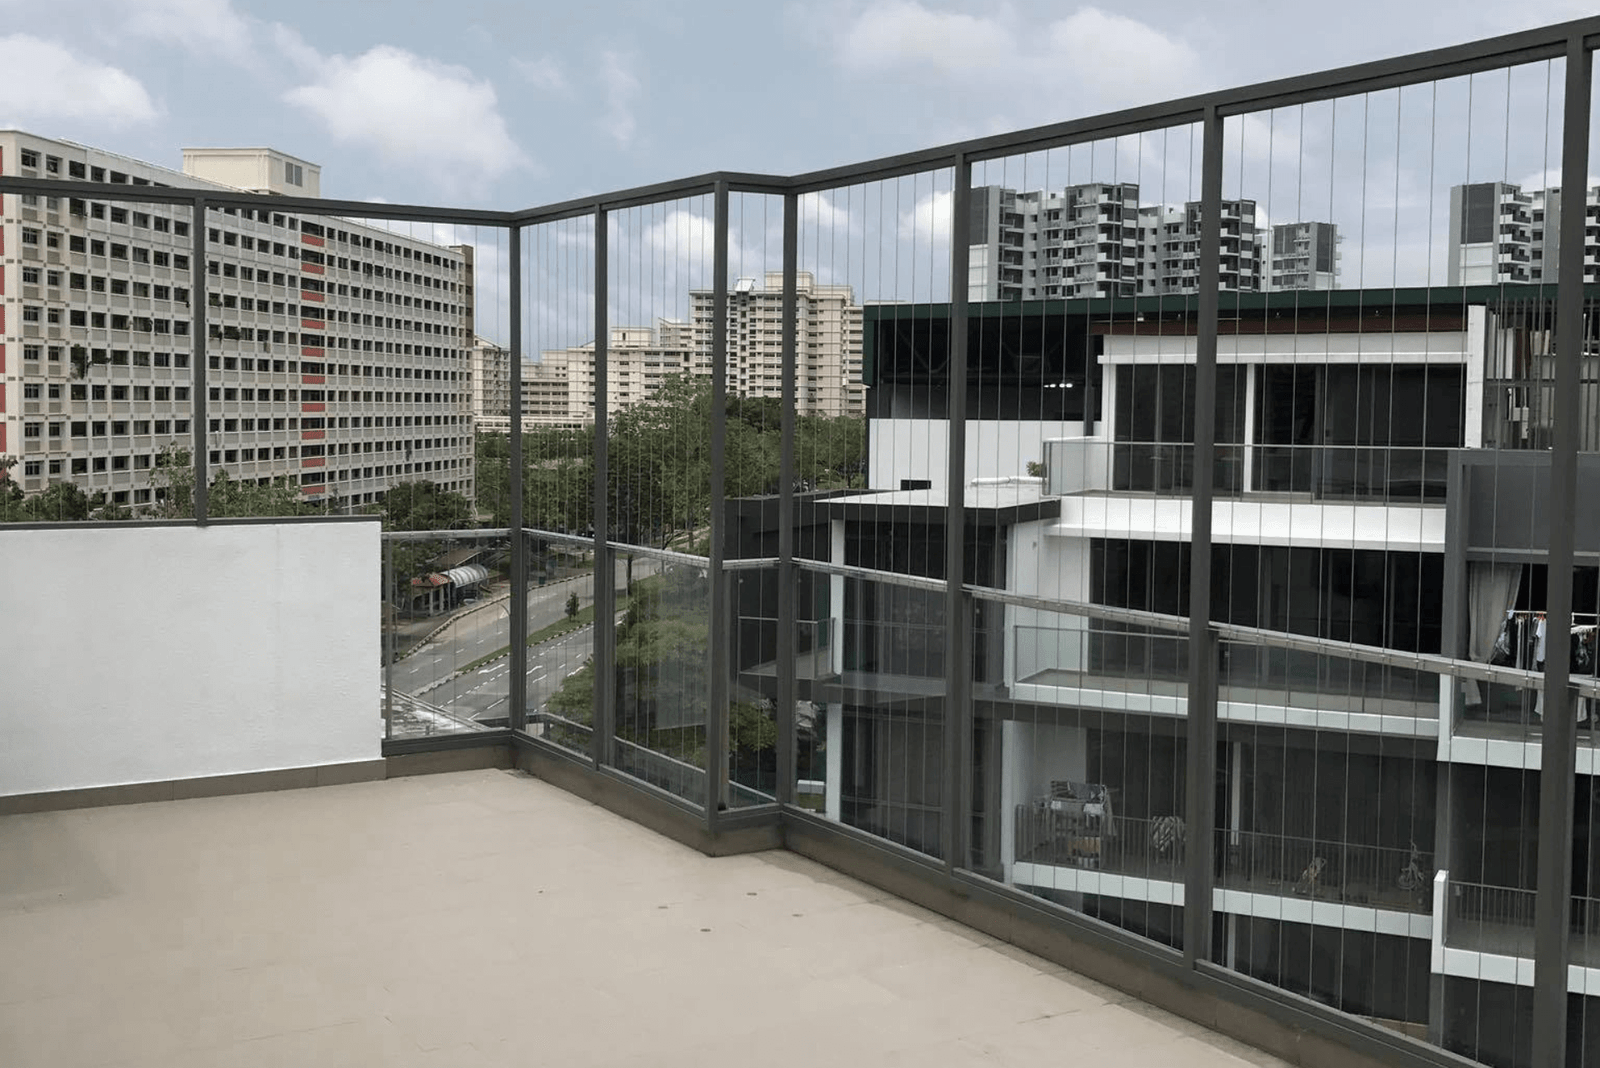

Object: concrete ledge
[385,744,514,777]
[0,759,388,815]
[513,736,782,857]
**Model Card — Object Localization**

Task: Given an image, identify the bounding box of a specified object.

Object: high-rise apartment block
[0,132,475,511]
[970,182,1334,300]
[508,271,863,427]
[1447,181,1600,285]
[1266,220,1341,291]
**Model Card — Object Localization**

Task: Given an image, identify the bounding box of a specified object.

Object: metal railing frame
[8,16,1600,1066]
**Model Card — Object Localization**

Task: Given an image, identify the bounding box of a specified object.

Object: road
[390,571,598,695]
[390,555,665,697]
[407,625,596,724]
[386,555,661,725]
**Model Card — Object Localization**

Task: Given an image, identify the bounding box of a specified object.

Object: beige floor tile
[0,771,1296,1068]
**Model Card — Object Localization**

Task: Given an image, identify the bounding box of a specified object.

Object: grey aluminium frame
[9,19,1600,1067]
[706,181,731,820]
[1530,31,1594,1062]
[776,192,799,808]
[1183,105,1224,964]
[592,205,615,767]
[191,196,209,523]
[508,226,528,734]
[944,156,973,869]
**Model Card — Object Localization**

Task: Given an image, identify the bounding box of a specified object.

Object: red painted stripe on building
[301,374,325,385]
[302,234,325,247]
[301,347,324,357]
[301,291,324,302]
[300,318,324,329]
[301,263,325,275]
[0,344,6,374]
[301,430,326,440]
[301,484,326,494]
[0,425,6,453]
[301,402,325,413]
[302,457,325,468]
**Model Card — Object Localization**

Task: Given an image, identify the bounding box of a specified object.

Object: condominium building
[468,335,512,426]
[1265,221,1341,291]
[0,132,475,511]
[726,283,1600,1063]
[971,183,1330,300]
[1447,180,1600,285]
[525,271,864,425]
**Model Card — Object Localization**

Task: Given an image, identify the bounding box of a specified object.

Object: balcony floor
[0,769,1284,1068]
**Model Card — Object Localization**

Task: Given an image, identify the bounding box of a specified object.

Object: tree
[0,474,92,522]
[149,445,310,520]
[378,480,471,532]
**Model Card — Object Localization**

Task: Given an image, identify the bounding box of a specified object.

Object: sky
[3,0,1597,345]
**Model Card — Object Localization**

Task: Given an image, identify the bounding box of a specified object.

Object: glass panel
[383,530,514,738]
[610,550,709,807]
[523,532,600,756]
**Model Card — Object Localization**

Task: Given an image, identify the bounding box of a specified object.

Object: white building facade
[0,132,475,511]
[524,271,864,425]
[1447,180,1600,286]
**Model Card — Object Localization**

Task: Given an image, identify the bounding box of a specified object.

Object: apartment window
[20,149,39,168]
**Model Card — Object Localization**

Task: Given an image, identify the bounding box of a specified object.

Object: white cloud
[1041,8,1206,111]
[514,56,570,95]
[599,51,640,146]
[284,45,529,195]
[122,0,253,59]
[1518,168,1600,192]
[0,35,157,125]
[901,188,952,245]
[269,23,321,72]
[835,0,1013,74]
[798,191,856,234]
[829,3,1213,117]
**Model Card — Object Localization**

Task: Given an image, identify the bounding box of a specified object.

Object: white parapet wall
[0,519,381,797]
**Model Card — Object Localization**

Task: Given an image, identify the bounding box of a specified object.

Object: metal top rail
[5,17,1596,223]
